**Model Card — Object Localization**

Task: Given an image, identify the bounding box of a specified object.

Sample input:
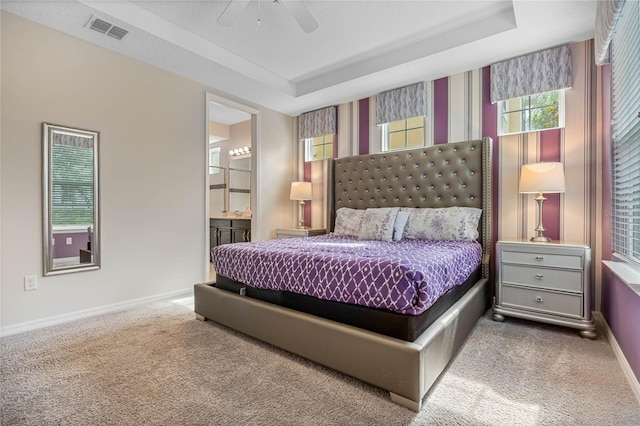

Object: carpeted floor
[1,296,638,425]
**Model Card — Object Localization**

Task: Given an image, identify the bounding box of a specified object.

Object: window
[305,134,334,161]
[209,147,221,174]
[382,116,425,151]
[498,90,565,135]
[51,143,94,227]
[611,0,640,265]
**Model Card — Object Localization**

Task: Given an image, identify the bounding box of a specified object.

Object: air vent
[106,26,128,40]
[86,15,128,41]
[89,18,111,34]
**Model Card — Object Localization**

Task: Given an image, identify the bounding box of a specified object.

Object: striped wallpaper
[298,40,596,264]
[294,40,640,371]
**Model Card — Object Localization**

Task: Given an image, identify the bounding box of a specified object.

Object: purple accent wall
[539,128,562,241]
[358,98,370,155]
[433,77,449,145]
[599,63,639,382]
[602,269,640,381]
[52,232,90,259]
[481,66,499,278]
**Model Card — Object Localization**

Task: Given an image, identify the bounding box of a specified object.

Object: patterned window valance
[376,82,428,125]
[594,0,625,65]
[52,132,94,149]
[490,45,573,104]
[299,106,337,140]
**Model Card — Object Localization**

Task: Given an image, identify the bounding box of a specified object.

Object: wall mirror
[43,123,100,275]
[227,156,251,215]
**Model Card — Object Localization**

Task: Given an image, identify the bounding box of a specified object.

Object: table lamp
[519,162,566,242]
[290,181,312,229]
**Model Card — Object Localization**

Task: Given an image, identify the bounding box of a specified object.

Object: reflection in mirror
[228,157,251,216]
[209,165,227,218]
[43,123,100,275]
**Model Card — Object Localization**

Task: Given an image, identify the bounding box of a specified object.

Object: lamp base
[530,193,552,243]
[530,235,552,243]
[297,200,307,229]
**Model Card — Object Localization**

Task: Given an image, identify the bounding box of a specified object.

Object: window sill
[53,225,92,233]
[602,260,640,297]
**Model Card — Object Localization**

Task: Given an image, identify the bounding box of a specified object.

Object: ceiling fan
[218,0,319,33]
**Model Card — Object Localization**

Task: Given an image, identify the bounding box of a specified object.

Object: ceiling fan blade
[280,0,318,33]
[217,0,251,27]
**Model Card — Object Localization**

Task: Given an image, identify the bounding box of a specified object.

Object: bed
[194,138,493,411]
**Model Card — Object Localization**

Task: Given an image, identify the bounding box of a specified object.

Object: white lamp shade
[519,162,566,194]
[290,181,312,200]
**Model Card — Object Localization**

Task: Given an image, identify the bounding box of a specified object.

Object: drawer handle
[535,256,544,261]
[535,296,544,303]
[535,274,544,280]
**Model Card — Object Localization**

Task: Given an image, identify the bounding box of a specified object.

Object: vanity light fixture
[229,146,251,157]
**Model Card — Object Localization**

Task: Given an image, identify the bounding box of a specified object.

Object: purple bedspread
[211,234,482,315]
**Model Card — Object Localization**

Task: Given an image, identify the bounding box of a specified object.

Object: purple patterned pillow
[358,207,400,242]
[402,207,482,241]
[334,208,365,236]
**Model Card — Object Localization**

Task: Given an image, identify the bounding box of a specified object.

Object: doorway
[205,93,259,282]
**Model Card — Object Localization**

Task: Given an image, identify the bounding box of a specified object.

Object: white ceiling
[209,101,252,125]
[2,0,597,116]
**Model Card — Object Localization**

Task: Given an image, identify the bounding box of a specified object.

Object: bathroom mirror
[43,123,100,275]
[227,157,251,215]
[209,165,227,218]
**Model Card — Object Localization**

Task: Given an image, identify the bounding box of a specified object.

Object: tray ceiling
[2,0,597,116]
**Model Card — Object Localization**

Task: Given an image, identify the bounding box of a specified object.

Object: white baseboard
[0,287,193,338]
[595,312,640,405]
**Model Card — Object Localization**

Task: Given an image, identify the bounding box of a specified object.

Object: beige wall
[229,120,252,151]
[255,109,296,240]
[209,121,230,141]
[0,12,294,331]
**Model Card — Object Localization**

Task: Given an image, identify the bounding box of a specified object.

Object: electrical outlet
[24,275,38,291]
[66,237,73,245]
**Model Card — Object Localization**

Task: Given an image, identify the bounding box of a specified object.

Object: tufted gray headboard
[325,138,493,277]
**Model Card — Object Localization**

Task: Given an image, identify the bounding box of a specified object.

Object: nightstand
[275,228,326,239]
[492,240,596,339]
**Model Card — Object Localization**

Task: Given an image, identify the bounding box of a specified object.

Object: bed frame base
[194,278,488,411]
[390,392,421,412]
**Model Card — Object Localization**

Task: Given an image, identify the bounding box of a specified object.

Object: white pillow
[334,208,365,236]
[392,211,410,241]
[358,207,400,242]
[402,207,482,241]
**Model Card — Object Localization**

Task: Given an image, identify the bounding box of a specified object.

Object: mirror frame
[43,123,101,275]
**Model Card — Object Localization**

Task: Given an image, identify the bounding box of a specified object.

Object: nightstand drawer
[502,285,582,318]
[502,265,582,293]
[494,240,595,338]
[502,250,582,269]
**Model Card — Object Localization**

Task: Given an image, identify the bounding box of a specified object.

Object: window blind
[51,135,95,226]
[611,0,640,264]
[594,0,625,65]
